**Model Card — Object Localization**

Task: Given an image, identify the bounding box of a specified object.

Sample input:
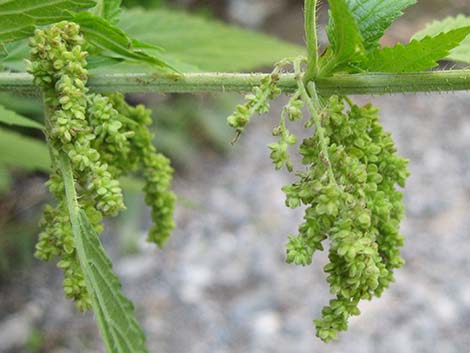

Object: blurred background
[0,1,469,352]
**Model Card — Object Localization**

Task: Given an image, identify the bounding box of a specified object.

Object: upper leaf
[0,104,43,129]
[117,8,304,72]
[346,0,416,50]
[321,0,365,75]
[0,0,96,43]
[75,209,149,353]
[91,0,122,24]
[70,12,175,71]
[0,127,50,171]
[412,15,470,64]
[1,8,303,73]
[363,26,470,72]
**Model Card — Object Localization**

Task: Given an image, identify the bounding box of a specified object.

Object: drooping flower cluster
[227,67,282,142]
[109,94,176,247]
[283,96,409,341]
[227,58,409,341]
[268,92,303,172]
[29,21,176,310]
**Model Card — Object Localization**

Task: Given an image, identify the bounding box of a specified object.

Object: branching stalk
[295,61,336,184]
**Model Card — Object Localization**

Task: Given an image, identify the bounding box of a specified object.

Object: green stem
[295,61,336,185]
[305,0,319,81]
[58,152,80,236]
[4,71,470,95]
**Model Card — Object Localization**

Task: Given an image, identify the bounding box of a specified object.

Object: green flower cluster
[283,96,409,341]
[29,22,176,310]
[227,68,282,142]
[268,93,303,172]
[109,94,176,247]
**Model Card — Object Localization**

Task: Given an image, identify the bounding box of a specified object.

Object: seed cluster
[29,21,176,310]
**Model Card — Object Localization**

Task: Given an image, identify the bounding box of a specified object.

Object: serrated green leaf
[117,8,304,72]
[0,104,43,129]
[0,0,96,44]
[70,11,175,71]
[75,209,149,353]
[347,0,416,50]
[412,15,470,64]
[59,150,149,353]
[92,0,122,24]
[0,127,49,171]
[320,0,365,75]
[363,26,470,72]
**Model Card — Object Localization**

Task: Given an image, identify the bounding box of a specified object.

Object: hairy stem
[305,0,319,81]
[4,71,470,95]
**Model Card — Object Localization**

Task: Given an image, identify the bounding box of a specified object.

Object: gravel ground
[1,92,469,353]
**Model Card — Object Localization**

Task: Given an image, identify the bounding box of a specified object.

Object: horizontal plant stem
[3,71,470,95]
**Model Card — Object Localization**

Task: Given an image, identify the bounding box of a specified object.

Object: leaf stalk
[305,0,319,81]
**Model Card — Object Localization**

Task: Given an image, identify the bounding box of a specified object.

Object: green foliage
[1,7,303,73]
[412,15,470,64]
[346,0,417,50]
[0,127,50,171]
[0,92,43,117]
[58,144,149,352]
[0,104,43,129]
[92,0,122,24]
[122,0,166,9]
[75,209,149,353]
[363,26,470,72]
[71,12,174,71]
[1,9,303,73]
[118,8,304,72]
[316,0,469,76]
[0,3,174,72]
[0,0,96,44]
[321,0,365,75]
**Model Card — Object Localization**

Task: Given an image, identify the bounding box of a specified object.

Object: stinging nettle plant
[2,0,470,349]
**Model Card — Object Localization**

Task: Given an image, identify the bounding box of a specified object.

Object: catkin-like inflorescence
[109,94,177,248]
[29,22,176,310]
[283,96,409,342]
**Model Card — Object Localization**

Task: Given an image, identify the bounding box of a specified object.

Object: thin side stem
[4,71,470,95]
[305,0,319,81]
[295,61,336,185]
